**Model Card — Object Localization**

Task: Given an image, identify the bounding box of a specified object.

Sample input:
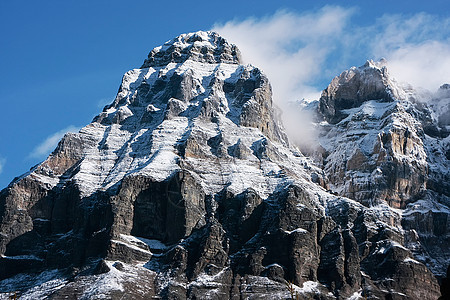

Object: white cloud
[214,9,450,101]
[368,14,450,91]
[387,41,450,91]
[212,8,450,147]
[28,125,80,159]
[213,6,355,104]
[97,97,114,109]
[213,7,356,148]
[0,157,5,175]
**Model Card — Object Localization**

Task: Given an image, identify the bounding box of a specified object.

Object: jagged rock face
[0,33,447,299]
[316,61,449,209]
[109,171,206,246]
[312,60,450,297]
[433,84,450,128]
[320,99,429,208]
[318,59,407,124]
[141,31,242,68]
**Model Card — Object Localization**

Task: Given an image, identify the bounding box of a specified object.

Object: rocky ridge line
[0,33,447,299]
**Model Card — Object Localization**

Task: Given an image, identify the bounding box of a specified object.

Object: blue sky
[1,0,449,189]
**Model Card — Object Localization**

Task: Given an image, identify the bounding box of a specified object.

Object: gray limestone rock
[0,33,447,300]
[141,31,242,68]
[318,59,398,124]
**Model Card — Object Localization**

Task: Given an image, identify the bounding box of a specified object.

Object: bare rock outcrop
[317,60,448,209]
[0,34,447,299]
[141,31,242,68]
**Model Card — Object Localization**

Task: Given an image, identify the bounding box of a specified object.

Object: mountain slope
[0,32,447,299]
[315,59,450,278]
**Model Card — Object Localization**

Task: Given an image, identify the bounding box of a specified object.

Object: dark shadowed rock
[0,33,447,300]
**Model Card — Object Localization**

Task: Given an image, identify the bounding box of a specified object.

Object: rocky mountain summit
[317,60,450,208]
[0,31,449,299]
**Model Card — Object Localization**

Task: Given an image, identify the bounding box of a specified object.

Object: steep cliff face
[315,59,450,292]
[317,60,449,209]
[0,32,448,299]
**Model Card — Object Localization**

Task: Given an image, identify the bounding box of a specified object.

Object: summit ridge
[318,58,416,124]
[0,33,448,299]
[141,31,242,68]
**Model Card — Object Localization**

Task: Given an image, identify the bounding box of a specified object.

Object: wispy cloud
[367,13,450,91]
[28,126,80,159]
[213,8,450,147]
[213,6,356,148]
[0,157,5,175]
[387,41,450,92]
[213,6,356,104]
[214,9,450,100]
[97,97,114,109]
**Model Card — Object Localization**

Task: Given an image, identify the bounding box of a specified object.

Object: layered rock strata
[0,32,447,299]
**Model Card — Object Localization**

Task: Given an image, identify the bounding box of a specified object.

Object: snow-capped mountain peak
[318,59,415,124]
[141,31,242,68]
[0,34,448,300]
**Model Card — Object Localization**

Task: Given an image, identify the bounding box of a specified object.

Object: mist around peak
[213,8,450,152]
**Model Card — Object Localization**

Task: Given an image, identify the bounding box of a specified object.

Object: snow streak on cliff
[0,31,448,300]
